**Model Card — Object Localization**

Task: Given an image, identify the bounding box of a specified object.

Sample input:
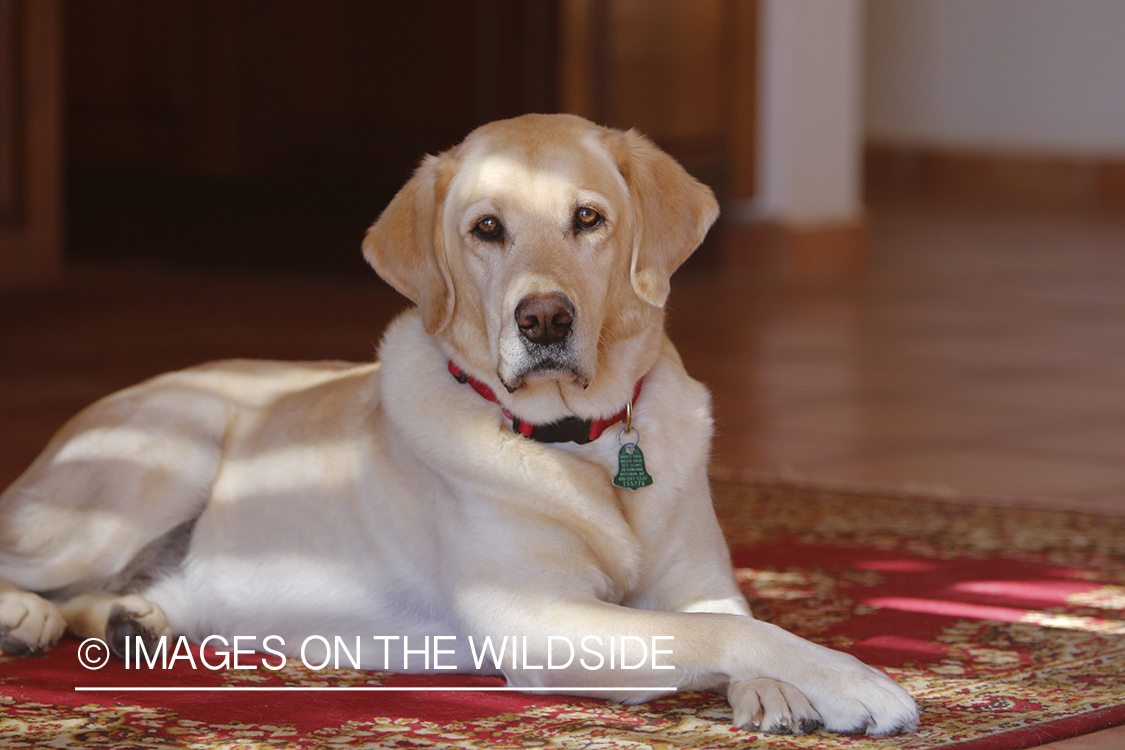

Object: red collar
[448,360,642,445]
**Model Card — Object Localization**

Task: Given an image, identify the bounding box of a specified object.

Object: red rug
[2,481,1124,749]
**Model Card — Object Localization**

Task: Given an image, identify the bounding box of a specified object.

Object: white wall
[867,0,1125,156]
[733,0,865,227]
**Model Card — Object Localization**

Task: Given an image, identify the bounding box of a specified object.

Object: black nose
[515,292,574,346]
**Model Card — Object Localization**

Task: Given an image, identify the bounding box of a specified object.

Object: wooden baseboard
[718,220,866,286]
[866,144,1125,211]
[1099,160,1125,210]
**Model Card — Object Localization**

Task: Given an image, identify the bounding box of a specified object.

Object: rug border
[709,473,1125,519]
[933,704,1125,750]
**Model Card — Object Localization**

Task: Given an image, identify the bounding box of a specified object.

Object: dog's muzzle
[498,292,588,391]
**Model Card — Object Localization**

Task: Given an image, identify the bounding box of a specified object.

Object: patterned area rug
[2,481,1124,749]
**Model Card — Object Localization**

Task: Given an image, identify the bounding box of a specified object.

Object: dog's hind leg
[0,577,66,656]
[0,373,231,659]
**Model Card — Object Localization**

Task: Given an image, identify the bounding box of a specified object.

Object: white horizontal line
[74,686,676,693]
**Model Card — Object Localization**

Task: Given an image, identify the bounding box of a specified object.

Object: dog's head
[364,114,718,422]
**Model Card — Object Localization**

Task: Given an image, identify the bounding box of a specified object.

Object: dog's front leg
[478,600,918,736]
[670,596,821,733]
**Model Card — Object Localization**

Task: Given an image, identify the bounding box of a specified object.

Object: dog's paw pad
[105,599,171,660]
[0,634,41,657]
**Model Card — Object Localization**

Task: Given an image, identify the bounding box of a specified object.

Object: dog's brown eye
[472,215,504,242]
[574,206,603,231]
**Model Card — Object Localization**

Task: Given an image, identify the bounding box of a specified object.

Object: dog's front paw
[799,649,919,736]
[729,678,821,735]
[0,589,65,656]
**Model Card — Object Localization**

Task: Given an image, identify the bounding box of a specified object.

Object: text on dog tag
[613,443,654,490]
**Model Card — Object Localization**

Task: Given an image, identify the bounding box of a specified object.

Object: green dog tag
[613,443,654,490]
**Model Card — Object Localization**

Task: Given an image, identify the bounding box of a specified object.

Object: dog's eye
[574,206,603,232]
[472,216,505,242]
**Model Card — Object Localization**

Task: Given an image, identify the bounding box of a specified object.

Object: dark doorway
[65,0,559,275]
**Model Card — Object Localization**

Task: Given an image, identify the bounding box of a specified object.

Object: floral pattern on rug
[1,481,1123,749]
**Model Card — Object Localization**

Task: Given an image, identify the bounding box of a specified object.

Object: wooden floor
[682,199,1125,515]
[2,196,1124,747]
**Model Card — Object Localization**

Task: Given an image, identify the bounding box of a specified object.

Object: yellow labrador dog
[0,114,918,736]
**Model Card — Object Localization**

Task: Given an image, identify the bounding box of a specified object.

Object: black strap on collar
[448,360,641,445]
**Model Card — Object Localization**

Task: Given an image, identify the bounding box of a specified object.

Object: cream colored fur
[0,114,918,736]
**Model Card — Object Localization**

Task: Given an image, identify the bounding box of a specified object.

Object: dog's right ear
[363,153,456,335]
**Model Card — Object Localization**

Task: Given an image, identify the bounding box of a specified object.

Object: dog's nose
[515,293,574,346]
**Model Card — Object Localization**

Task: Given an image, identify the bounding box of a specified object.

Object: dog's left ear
[363,153,457,335]
[605,129,720,307]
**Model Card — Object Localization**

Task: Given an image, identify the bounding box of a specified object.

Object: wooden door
[0,0,63,289]
[64,0,559,273]
[559,0,757,202]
